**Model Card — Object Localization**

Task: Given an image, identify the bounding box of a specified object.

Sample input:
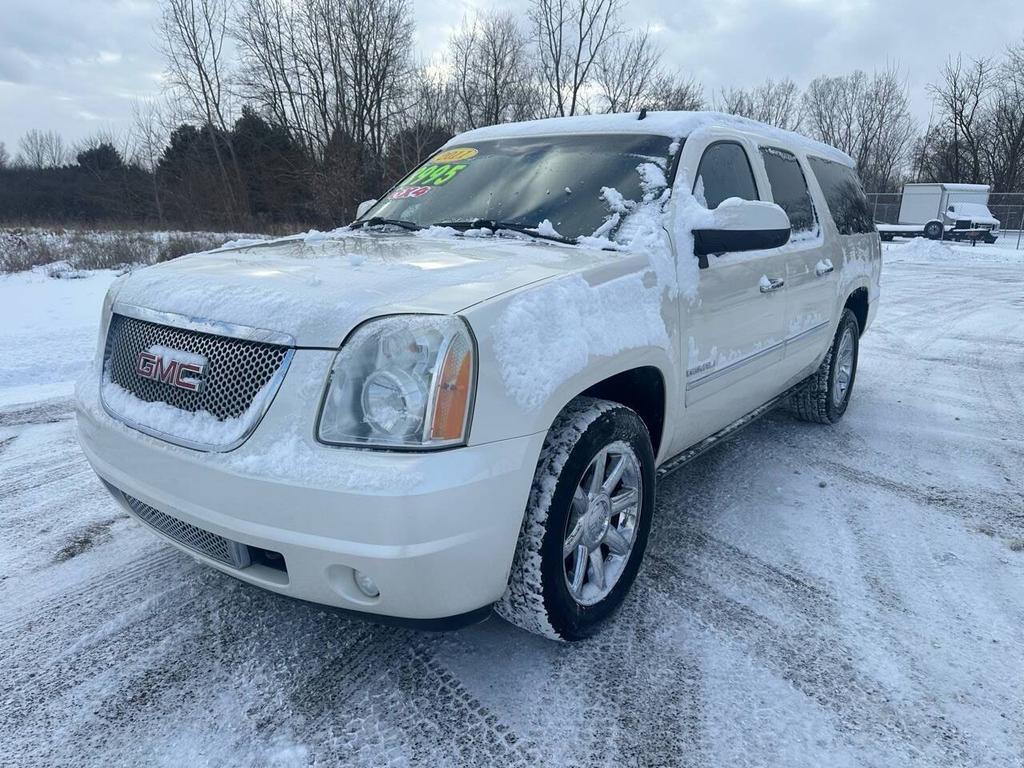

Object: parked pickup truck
[876,182,1000,243]
[76,112,881,640]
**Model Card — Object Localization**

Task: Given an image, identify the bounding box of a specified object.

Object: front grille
[104,313,289,421]
[121,490,251,569]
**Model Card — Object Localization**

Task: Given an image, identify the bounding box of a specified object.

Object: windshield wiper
[351,217,422,232]
[433,219,577,245]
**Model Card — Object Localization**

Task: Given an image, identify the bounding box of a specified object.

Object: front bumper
[76,350,545,622]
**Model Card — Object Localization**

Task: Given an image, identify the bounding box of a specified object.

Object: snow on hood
[111,230,615,348]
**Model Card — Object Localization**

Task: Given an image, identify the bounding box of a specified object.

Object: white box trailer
[877,183,1000,243]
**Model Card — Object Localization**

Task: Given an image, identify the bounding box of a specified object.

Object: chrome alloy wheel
[562,441,643,606]
[832,326,855,408]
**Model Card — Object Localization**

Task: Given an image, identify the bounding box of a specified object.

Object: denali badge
[136,347,208,393]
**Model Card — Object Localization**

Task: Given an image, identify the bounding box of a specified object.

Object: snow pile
[100,375,276,449]
[895,237,957,261]
[532,220,563,239]
[492,273,669,411]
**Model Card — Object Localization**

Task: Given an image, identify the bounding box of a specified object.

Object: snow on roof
[445,111,854,166]
[904,183,990,192]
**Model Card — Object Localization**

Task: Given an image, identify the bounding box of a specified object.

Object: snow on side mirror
[356,199,378,219]
[693,199,791,267]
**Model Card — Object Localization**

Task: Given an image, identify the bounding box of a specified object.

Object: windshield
[362,134,676,241]
[949,202,992,218]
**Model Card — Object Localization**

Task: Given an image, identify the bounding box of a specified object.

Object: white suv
[76,112,880,640]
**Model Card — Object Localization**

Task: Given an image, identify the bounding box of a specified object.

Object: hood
[112,230,616,347]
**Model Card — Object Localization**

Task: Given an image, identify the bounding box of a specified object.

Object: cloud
[1,0,1023,150]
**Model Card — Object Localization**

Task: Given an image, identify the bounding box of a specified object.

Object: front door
[675,136,790,449]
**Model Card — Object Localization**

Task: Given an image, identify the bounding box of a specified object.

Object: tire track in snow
[813,459,1024,536]
[643,551,974,767]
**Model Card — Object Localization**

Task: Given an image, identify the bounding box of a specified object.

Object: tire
[923,220,944,240]
[984,235,998,244]
[789,308,860,425]
[880,233,894,242]
[495,397,656,641]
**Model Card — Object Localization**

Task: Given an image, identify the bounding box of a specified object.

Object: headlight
[317,315,476,449]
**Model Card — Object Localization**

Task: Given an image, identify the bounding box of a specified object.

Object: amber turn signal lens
[429,337,473,442]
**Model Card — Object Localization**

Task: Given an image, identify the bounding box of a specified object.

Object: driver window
[694,142,759,209]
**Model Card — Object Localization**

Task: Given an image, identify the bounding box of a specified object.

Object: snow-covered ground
[1,238,1022,766]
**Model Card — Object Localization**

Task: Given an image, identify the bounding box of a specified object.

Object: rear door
[757,146,836,382]
[676,136,790,447]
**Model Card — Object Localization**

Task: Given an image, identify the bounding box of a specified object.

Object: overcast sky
[1,0,1022,154]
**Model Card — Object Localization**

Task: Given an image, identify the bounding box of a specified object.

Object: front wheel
[789,308,860,424]
[923,220,944,240]
[496,397,655,641]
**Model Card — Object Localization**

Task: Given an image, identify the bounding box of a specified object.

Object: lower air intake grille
[121,491,251,569]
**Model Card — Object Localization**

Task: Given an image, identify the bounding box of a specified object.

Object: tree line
[1,0,1023,232]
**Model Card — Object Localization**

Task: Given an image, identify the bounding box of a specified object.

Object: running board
[656,380,808,480]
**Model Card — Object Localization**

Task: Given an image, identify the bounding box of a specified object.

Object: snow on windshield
[949,202,994,219]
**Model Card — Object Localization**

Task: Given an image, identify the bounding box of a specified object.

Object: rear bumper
[75,354,545,622]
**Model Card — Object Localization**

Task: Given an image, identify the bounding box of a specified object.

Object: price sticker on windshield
[401,163,469,187]
[431,147,478,164]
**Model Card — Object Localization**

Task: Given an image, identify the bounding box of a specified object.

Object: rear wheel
[496,397,655,641]
[789,308,860,424]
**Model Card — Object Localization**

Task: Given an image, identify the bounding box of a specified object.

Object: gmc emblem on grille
[136,349,207,393]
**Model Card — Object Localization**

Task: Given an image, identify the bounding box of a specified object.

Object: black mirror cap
[693,227,792,260]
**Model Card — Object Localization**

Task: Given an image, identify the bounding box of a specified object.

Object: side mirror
[693,199,791,268]
[356,199,378,219]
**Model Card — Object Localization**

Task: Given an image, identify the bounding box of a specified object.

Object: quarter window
[694,142,759,209]
[806,156,875,235]
[760,146,817,234]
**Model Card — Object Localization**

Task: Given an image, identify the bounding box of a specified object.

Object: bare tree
[449,11,537,129]
[17,129,69,168]
[0,142,8,169]
[130,99,174,225]
[647,71,705,112]
[530,0,621,117]
[593,28,661,113]
[982,41,1024,190]
[718,78,802,130]
[927,55,995,183]
[159,0,244,222]
[803,68,916,191]
[337,0,414,160]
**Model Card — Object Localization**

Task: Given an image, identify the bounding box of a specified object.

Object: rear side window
[760,146,817,235]
[807,156,875,235]
[694,142,759,209]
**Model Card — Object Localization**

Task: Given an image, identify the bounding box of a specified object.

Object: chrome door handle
[815,259,834,276]
[760,277,785,293]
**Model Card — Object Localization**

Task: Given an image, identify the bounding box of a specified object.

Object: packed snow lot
[1,238,1022,766]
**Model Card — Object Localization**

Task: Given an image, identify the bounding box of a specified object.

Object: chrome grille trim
[100,306,295,452]
[118,488,251,569]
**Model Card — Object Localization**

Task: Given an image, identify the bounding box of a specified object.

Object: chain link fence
[866,191,1024,250]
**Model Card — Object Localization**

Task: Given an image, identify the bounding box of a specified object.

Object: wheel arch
[579,366,668,457]
[844,286,869,336]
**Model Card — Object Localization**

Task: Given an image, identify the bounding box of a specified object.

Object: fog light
[353,569,380,598]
